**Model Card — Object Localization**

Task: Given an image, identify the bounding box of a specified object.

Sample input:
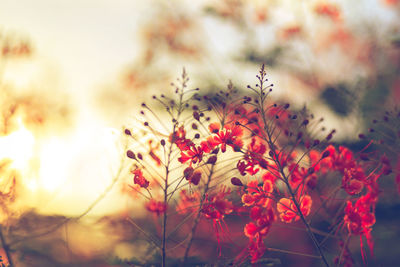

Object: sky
[0,0,147,94]
[0,0,154,216]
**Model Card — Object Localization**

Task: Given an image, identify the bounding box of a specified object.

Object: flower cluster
[123,66,398,266]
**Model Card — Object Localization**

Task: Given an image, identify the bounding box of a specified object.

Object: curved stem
[256,66,330,267]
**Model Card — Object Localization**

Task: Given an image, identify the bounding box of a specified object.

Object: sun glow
[0,111,130,217]
[0,117,35,171]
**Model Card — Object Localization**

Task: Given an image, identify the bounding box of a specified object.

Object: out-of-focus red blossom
[342,167,366,195]
[176,189,200,214]
[148,139,162,166]
[210,0,243,21]
[334,241,355,267]
[248,237,266,263]
[335,146,357,171]
[383,0,399,6]
[146,199,167,216]
[277,195,312,223]
[278,25,302,41]
[1,42,31,57]
[395,157,400,194]
[244,207,275,239]
[316,26,372,65]
[131,169,149,189]
[142,15,200,63]
[253,7,268,23]
[267,106,290,125]
[207,122,244,153]
[314,2,342,22]
[201,187,233,221]
[344,194,377,258]
[396,173,400,194]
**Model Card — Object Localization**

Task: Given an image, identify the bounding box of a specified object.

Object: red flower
[383,0,399,6]
[248,237,266,263]
[309,149,334,173]
[314,2,341,22]
[342,167,366,195]
[201,187,233,221]
[146,199,167,216]
[243,208,275,263]
[241,179,274,208]
[279,25,302,40]
[288,163,318,190]
[169,126,192,150]
[207,122,243,153]
[240,138,269,175]
[176,189,200,214]
[344,196,376,235]
[131,169,149,189]
[277,195,312,223]
[178,143,204,165]
[344,196,377,258]
[244,208,275,239]
[335,146,357,172]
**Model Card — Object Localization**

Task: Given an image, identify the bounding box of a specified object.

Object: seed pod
[191,172,201,185]
[184,167,194,180]
[127,150,136,160]
[321,150,330,158]
[231,177,243,186]
[207,156,217,165]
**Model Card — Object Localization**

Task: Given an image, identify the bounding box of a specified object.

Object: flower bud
[191,172,201,185]
[207,156,217,165]
[184,167,194,180]
[321,150,330,158]
[231,177,243,186]
[127,150,136,160]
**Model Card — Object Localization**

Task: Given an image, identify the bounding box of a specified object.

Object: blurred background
[0,0,399,266]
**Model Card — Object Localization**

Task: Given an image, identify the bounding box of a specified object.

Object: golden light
[0,117,35,172]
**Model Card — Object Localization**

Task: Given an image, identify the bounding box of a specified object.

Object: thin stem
[286,182,330,266]
[268,247,321,259]
[256,65,330,266]
[0,226,13,267]
[126,217,161,250]
[182,163,215,265]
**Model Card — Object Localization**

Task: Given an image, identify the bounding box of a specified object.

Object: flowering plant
[123,65,397,266]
